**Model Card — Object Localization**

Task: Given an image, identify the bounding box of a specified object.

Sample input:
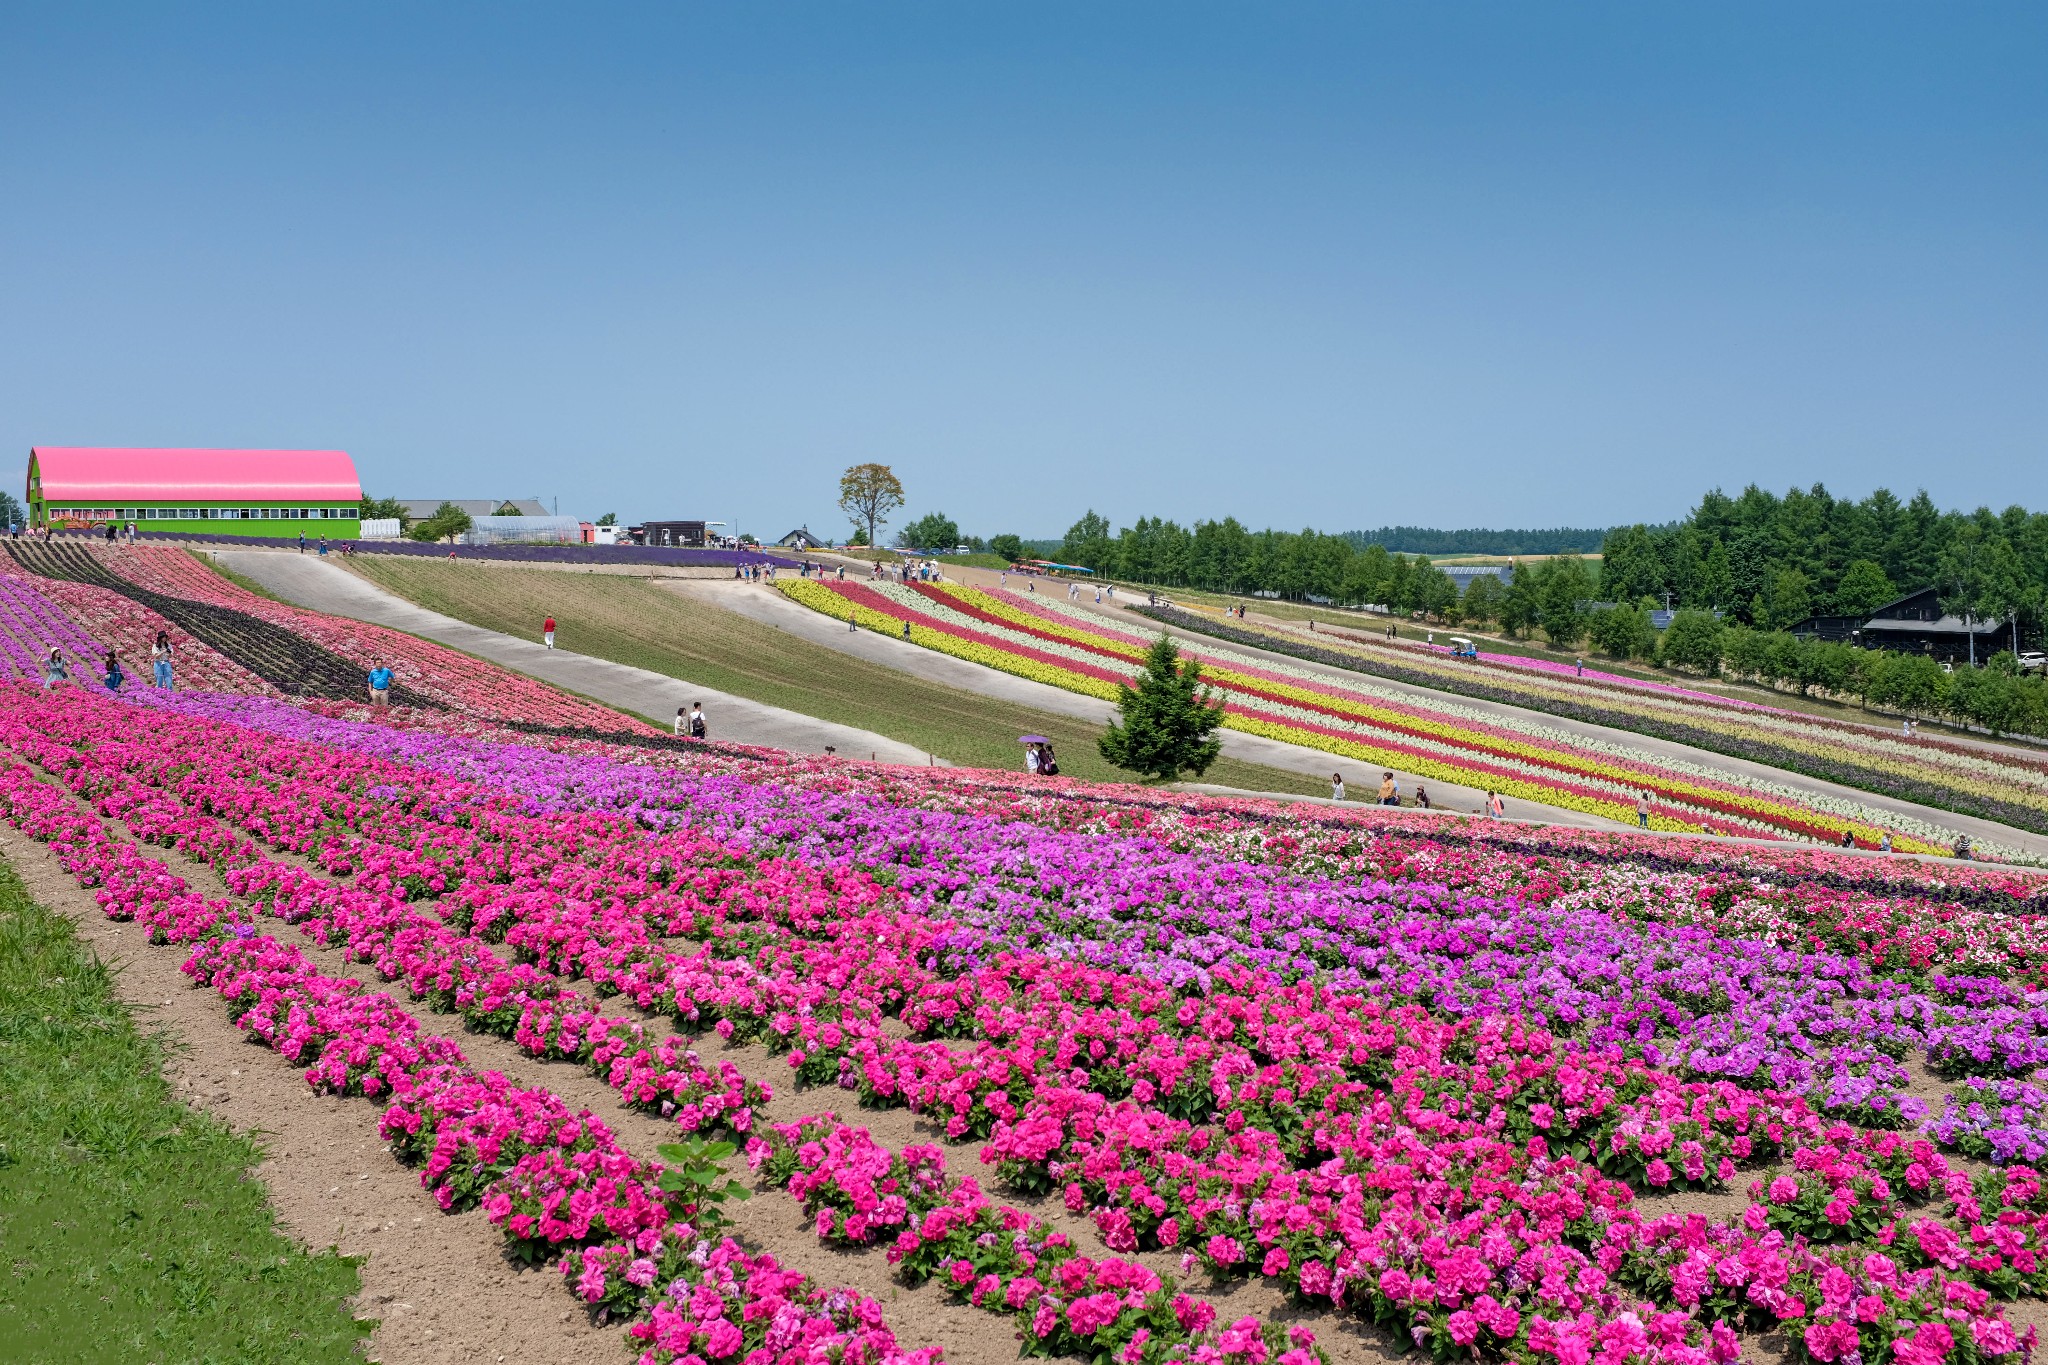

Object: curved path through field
[211,550,938,764]
[805,560,2048,860]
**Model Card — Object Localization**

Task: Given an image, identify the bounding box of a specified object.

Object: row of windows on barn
[46,507,357,521]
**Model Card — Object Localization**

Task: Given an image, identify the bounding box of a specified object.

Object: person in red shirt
[543,617,556,649]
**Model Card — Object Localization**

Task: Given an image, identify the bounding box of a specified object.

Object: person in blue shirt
[367,664,394,706]
[103,651,125,692]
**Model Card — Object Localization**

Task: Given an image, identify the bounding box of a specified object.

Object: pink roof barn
[29,447,362,503]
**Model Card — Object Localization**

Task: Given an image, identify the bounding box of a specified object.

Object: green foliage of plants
[407,501,473,544]
[357,493,407,524]
[0,861,370,1363]
[837,464,905,551]
[1651,612,2048,738]
[897,511,960,552]
[1598,484,2047,644]
[654,1139,749,1234]
[1099,635,1225,781]
[987,534,1025,563]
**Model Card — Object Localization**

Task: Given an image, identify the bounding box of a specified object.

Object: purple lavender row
[0,574,106,680]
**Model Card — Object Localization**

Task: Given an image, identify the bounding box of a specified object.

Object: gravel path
[211,551,935,764]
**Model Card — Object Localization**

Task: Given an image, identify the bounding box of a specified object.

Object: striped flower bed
[780,577,2024,859]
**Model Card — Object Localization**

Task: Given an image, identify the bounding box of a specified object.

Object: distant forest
[1043,482,2048,638]
[1340,525,1627,557]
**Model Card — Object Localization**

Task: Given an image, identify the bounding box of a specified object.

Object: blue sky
[2,4,2042,541]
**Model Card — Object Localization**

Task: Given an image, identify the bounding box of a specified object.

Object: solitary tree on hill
[1098,635,1225,781]
[838,464,905,553]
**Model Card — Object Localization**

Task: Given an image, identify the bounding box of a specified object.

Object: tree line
[1043,486,2048,736]
[1597,483,2048,635]
[1053,483,2047,646]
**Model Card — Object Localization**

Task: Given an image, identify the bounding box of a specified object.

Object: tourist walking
[688,703,707,740]
[674,706,689,735]
[1636,791,1651,829]
[151,632,174,690]
[901,619,912,641]
[41,648,67,690]
[1025,744,1040,775]
[298,532,307,554]
[1330,773,1345,801]
[543,616,556,649]
[103,651,125,692]
[1038,742,1059,776]
[837,564,845,580]
[1488,791,1506,818]
[1378,772,1396,806]
[318,537,328,556]
[367,663,394,706]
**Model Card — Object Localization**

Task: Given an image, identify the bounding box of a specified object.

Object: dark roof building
[638,520,707,548]
[777,527,827,550]
[1790,587,2004,661]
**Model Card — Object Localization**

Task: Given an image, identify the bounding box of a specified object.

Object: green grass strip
[0,858,371,1364]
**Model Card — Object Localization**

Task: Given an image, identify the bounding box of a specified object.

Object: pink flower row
[9,686,2041,1363]
[0,750,923,1365]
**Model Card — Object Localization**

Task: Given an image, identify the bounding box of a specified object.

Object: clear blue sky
[2,4,2043,541]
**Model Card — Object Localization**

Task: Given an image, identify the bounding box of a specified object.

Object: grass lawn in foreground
[347,557,1328,793]
[0,859,370,1363]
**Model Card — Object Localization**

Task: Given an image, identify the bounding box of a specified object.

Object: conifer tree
[1098,635,1225,780]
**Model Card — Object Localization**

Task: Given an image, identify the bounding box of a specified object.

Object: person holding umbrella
[1020,735,1057,775]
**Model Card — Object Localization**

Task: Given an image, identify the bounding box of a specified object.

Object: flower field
[9,673,2048,1365]
[1,541,640,731]
[1144,604,2048,841]
[776,578,2037,862]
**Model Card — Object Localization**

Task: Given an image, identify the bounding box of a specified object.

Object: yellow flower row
[939,584,1902,842]
[779,580,1125,703]
[789,580,1943,851]
[1208,609,2048,815]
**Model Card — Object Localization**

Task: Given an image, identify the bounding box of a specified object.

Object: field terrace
[8,545,2048,1364]
[775,576,2048,866]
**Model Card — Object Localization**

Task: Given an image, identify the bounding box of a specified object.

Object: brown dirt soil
[0,820,629,1365]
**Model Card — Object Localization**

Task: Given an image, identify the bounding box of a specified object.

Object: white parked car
[2019,651,2046,673]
